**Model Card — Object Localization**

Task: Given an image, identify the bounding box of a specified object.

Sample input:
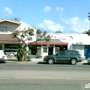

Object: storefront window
[37,47,41,53]
[43,47,47,53]
[55,47,60,53]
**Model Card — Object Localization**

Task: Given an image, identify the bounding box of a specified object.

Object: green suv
[43,50,83,65]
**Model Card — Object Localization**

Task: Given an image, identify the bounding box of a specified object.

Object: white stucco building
[28,33,90,59]
[0,19,36,56]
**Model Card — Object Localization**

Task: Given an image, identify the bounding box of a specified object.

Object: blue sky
[0,0,90,33]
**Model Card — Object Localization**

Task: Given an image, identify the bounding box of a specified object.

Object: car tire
[48,59,54,64]
[71,59,77,65]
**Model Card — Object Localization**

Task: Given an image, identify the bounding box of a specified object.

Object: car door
[64,51,71,62]
[55,51,66,62]
[56,51,71,63]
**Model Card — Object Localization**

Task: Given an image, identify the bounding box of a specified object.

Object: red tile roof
[28,41,68,45]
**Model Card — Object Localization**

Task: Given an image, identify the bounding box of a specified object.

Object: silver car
[0,50,8,62]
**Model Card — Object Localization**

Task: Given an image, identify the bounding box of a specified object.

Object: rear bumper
[78,60,82,62]
[77,57,85,62]
[0,58,8,62]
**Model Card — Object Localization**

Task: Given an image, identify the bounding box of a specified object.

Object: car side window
[70,51,79,55]
[65,51,70,55]
[60,51,65,55]
[65,51,79,55]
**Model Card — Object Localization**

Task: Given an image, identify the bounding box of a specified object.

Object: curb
[31,58,43,62]
[6,59,88,64]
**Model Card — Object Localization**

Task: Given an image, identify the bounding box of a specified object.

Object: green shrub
[25,57,31,61]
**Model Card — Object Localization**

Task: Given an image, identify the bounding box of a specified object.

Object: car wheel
[48,59,54,64]
[71,59,77,65]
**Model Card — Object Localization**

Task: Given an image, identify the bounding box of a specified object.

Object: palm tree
[36,29,51,42]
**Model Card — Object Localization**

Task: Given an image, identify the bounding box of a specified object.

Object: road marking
[0,76,90,80]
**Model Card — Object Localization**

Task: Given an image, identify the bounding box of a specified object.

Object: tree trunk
[21,55,25,61]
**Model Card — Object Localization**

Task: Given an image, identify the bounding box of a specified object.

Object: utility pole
[88,12,90,20]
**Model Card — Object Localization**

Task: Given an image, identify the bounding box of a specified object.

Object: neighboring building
[0,19,36,56]
[69,34,90,59]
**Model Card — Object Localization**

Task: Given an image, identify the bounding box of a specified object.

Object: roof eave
[0,19,20,25]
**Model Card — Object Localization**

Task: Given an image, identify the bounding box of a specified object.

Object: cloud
[37,17,90,33]
[55,7,64,12]
[54,7,90,33]
[43,6,52,13]
[39,6,90,33]
[55,7,64,18]
[64,16,90,33]
[65,16,79,25]
[4,7,13,15]
[55,7,60,11]
[37,19,65,32]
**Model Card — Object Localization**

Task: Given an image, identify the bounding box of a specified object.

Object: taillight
[2,56,5,59]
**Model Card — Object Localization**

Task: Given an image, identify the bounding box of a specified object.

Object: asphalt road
[0,61,90,90]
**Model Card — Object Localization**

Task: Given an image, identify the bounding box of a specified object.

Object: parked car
[0,50,8,63]
[43,50,83,65]
[4,49,17,56]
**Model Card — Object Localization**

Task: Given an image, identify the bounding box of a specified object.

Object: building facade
[0,19,90,59]
[28,33,90,59]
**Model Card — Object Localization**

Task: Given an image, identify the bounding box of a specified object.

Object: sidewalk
[31,58,43,62]
[7,58,43,63]
[78,59,88,64]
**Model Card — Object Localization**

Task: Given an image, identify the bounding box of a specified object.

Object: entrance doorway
[48,46,53,55]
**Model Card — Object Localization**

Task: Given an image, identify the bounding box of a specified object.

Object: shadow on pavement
[37,62,47,64]
[0,61,6,64]
[37,61,71,65]
[82,63,90,65]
